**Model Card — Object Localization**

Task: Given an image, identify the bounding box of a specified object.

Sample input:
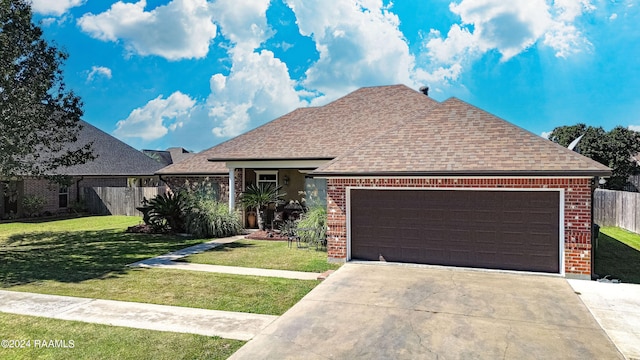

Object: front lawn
[0,216,205,287]
[10,268,318,315]
[595,226,640,284]
[181,239,342,273]
[0,312,243,360]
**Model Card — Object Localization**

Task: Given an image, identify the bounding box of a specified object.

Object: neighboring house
[142,147,194,167]
[1,120,165,218]
[159,85,611,279]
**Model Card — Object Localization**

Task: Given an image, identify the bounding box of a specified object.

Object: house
[1,120,165,218]
[158,85,611,279]
[142,147,194,167]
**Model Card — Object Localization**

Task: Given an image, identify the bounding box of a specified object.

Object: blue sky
[31,0,640,152]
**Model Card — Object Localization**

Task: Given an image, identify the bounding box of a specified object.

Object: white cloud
[86,66,112,82]
[30,0,85,16]
[609,13,618,20]
[285,0,418,100]
[77,0,217,61]
[210,0,272,50]
[541,131,552,139]
[424,0,596,80]
[208,48,306,137]
[629,125,640,132]
[114,92,196,140]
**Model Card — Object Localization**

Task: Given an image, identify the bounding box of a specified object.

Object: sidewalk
[0,290,277,341]
[568,279,640,359]
[129,235,323,281]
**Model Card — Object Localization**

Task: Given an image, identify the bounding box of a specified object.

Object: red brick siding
[165,171,242,206]
[326,177,593,277]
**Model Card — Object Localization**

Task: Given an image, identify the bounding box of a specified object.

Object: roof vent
[419,86,429,96]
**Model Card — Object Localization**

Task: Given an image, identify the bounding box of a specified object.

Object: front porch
[222,159,330,229]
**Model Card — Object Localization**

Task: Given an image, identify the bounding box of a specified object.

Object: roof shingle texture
[158,84,610,176]
[55,121,165,176]
[315,97,611,175]
[158,85,437,174]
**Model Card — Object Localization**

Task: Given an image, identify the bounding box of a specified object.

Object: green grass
[181,239,342,273]
[595,227,640,284]
[9,268,317,315]
[0,216,206,287]
[0,312,244,360]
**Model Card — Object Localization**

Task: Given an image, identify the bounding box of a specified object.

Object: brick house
[1,121,165,218]
[159,85,611,279]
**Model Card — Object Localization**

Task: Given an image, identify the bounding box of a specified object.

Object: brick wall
[326,177,593,278]
[164,172,242,206]
[23,178,78,215]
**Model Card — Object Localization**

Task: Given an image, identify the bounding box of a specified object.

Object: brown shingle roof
[158,85,438,174]
[313,97,611,176]
[204,85,438,161]
[158,85,610,177]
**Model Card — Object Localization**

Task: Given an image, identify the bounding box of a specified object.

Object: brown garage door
[350,189,560,273]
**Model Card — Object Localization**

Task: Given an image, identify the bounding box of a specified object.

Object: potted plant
[240,183,284,230]
[246,209,257,228]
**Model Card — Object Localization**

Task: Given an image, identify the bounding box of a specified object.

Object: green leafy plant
[21,194,46,217]
[240,183,285,230]
[296,205,327,249]
[148,192,185,233]
[184,199,241,238]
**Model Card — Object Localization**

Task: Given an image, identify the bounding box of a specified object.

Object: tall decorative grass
[184,199,242,238]
[296,205,327,248]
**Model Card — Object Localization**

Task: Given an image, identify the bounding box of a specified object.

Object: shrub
[147,192,186,233]
[22,195,46,217]
[184,199,241,238]
[144,182,241,238]
[296,205,327,248]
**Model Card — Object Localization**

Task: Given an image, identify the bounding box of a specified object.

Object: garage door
[350,189,560,273]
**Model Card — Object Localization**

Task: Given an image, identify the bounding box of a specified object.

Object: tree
[0,0,93,178]
[549,123,640,190]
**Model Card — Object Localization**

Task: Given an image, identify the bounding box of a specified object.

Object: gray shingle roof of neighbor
[158,84,611,177]
[54,120,166,176]
[156,150,228,175]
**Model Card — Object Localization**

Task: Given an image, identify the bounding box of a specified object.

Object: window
[255,170,278,188]
[59,186,68,208]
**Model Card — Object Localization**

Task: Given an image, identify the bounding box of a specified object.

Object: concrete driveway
[230,263,623,359]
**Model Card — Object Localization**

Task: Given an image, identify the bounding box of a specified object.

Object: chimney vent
[419,86,429,96]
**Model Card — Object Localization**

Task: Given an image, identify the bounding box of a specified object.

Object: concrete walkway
[129,234,322,280]
[569,279,640,359]
[0,290,277,341]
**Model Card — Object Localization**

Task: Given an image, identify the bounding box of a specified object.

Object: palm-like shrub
[148,192,185,232]
[240,183,285,230]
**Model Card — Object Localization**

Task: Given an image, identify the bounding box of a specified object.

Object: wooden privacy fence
[82,186,167,216]
[594,189,640,234]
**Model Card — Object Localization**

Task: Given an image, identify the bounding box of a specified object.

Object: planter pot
[247,211,257,228]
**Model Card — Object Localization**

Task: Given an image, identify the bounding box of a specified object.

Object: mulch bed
[245,230,289,241]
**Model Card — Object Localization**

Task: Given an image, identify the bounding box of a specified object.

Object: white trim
[345,186,565,276]
[228,167,235,212]
[255,170,278,187]
[226,159,329,169]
